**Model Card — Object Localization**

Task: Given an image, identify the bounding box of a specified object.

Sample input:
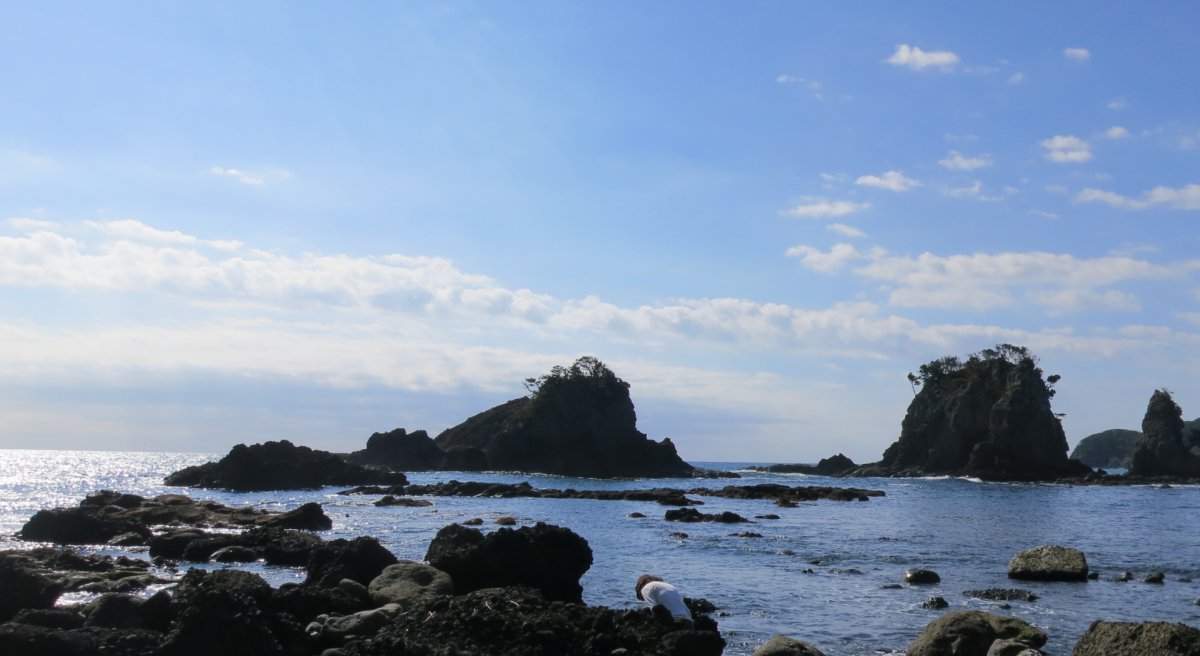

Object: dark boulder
[1072,620,1200,655]
[752,634,828,655]
[164,440,407,491]
[907,610,1047,656]
[1129,390,1200,477]
[853,346,1091,481]
[906,569,942,584]
[424,522,593,603]
[664,507,749,523]
[1070,429,1141,468]
[751,454,858,476]
[433,357,697,478]
[963,589,1038,602]
[0,554,62,621]
[19,508,151,546]
[160,569,282,656]
[305,536,398,587]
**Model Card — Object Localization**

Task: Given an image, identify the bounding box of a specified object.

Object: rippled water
[1,449,1197,655]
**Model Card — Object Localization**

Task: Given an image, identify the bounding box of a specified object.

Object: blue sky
[3,2,1200,462]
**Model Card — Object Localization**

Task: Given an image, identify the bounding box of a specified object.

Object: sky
[3,2,1200,463]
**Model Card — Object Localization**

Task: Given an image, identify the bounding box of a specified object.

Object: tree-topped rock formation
[165,440,407,491]
[420,357,697,478]
[853,344,1091,481]
[1070,429,1141,469]
[1129,390,1200,478]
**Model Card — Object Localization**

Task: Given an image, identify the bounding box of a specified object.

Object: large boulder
[1007,545,1088,581]
[854,345,1091,481]
[18,508,151,546]
[164,440,407,491]
[1069,429,1141,469]
[1072,620,1200,655]
[347,428,444,470]
[305,536,398,588]
[908,610,1047,656]
[367,561,454,606]
[0,554,61,621]
[433,356,697,478]
[1129,390,1200,478]
[753,633,828,655]
[160,569,282,656]
[423,522,593,603]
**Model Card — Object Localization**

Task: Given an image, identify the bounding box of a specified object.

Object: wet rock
[462,517,483,526]
[164,439,407,491]
[210,546,259,563]
[757,514,781,520]
[660,628,725,655]
[1007,545,1088,581]
[923,596,949,609]
[424,522,592,603]
[986,639,1044,655]
[753,633,830,652]
[83,593,145,629]
[19,508,151,546]
[306,536,398,588]
[882,584,903,590]
[0,553,62,621]
[963,589,1038,602]
[372,496,431,507]
[1144,571,1165,584]
[732,532,763,538]
[906,569,942,584]
[367,561,454,606]
[1073,620,1200,655]
[1115,571,1134,582]
[907,610,1047,656]
[670,532,688,539]
[495,516,517,526]
[664,508,749,523]
[629,512,646,518]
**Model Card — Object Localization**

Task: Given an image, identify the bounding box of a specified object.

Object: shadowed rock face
[164,440,407,491]
[433,365,695,478]
[346,429,444,471]
[1129,390,1200,477]
[855,348,1090,481]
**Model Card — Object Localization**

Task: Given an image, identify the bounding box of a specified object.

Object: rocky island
[1070,429,1141,469]
[351,357,708,478]
[851,345,1091,481]
[165,440,407,491]
[1129,389,1200,478]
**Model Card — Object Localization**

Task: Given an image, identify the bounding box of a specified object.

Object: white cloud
[855,170,921,192]
[947,181,984,198]
[827,223,866,238]
[1008,72,1025,85]
[785,243,865,273]
[1076,184,1200,211]
[1064,47,1091,61]
[211,166,265,186]
[885,44,959,71]
[1105,126,1130,139]
[1107,98,1128,110]
[1028,210,1061,220]
[777,75,824,100]
[85,219,244,250]
[938,150,992,170]
[7,217,59,231]
[782,199,870,218]
[1041,135,1093,163]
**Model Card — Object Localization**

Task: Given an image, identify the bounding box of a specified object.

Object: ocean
[1,449,1197,655]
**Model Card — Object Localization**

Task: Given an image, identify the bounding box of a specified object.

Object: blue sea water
[1,449,1198,655]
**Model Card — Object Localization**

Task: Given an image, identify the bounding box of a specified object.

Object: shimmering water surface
[1,449,1197,655]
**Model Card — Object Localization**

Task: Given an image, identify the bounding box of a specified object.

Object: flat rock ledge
[1007,545,1089,582]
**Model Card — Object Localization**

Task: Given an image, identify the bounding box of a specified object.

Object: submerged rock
[1007,545,1088,581]
[1072,620,1200,655]
[963,589,1038,602]
[164,440,406,491]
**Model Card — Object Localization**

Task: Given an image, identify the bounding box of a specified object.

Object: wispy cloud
[86,219,244,250]
[938,150,992,170]
[1076,184,1200,211]
[210,166,265,186]
[1105,126,1130,139]
[785,243,866,273]
[1107,98,1128,110]
[782,199,870,218]
[1008,72,1025,85]
[7,217,59,231]
[1041,135,1092,163]
[885,44,959,72]
[776,74,824,100]
[827,223,866,238]
[855,170,921,192]
[1064,47,1091,61]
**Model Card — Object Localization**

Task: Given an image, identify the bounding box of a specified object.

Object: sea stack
[1128,389,1200,478]
[853,344,1090,481]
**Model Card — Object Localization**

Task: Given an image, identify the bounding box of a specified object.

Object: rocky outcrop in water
[1007,545,1088,582]
[346,428,444,471]
[853,345,1091,481]
[1069,429,1141,468]
[19,491,331,546]
[1129,390,1200,478]
[431,357,699,478]
[1073,620,1200,656]
[164,440,407,491]
[749,453,858,476]
[906,610,1047,656]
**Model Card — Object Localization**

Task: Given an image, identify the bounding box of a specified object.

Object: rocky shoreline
[4,489,1198,655]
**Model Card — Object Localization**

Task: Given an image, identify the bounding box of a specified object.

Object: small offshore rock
[1073,620,1200,655]
[462,518,483,526]
[731,531,763,538]
[963,588,1038,602]
[209,545,258,563]
[922,596,949,609]
[1144,571,1165,584]
[373,496,433,507]
[669,531,688,539]
[906,569,942,585]
[1115,571,1134,582]
[628,512,646,518]
[495,516,517,526]
[756,514,781,520]
[752,633,828,655]
[1007,545,1088,581]
[881,584,903,590]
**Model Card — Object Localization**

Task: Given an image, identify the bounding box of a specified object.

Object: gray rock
[986,639,1043,655]
[367,561,454,607]
[1072,620,1200,655]
[752,633,828,655]
[210,545,259,563]
[908,610,1047,656]
[1007,545,1088,581]
[321,603,403,639]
